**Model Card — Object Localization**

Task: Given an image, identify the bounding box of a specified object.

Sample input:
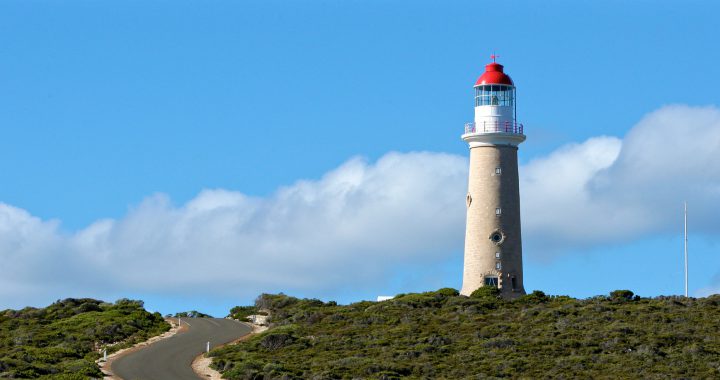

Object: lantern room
[475,84,515,107]
[463,58,525,147]
[473,61,516,125]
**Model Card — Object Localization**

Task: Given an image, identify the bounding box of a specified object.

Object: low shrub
[214,289,720,379]
[0,298,169,378]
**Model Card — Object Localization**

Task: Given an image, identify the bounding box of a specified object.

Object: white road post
[103,348,107,362]
[206,341,210,353]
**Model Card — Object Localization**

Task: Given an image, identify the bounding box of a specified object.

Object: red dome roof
[475,62,514,86]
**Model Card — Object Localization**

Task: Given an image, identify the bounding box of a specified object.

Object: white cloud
[1,152,468,309]
[2,105,720,308]
[521,105,720,253]
[521,136,623,249]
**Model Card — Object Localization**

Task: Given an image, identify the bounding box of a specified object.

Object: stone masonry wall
[460,145,525,298]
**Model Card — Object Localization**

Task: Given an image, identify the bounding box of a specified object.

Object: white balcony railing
[464,121,524,135]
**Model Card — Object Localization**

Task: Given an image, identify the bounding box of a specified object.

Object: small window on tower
[495,208,502,216]
[495,167,502,175]
[496,262,502,270]
[495,252,501,259]
[484,277,498,287]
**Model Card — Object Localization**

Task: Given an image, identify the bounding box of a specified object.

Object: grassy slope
[212,289,720,379]
[0,298,169,379]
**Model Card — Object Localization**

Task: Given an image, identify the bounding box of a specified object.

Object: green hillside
[0,298,169,379]
[212,289,720,379]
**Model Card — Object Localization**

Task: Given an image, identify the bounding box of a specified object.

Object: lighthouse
[460,57,526,298]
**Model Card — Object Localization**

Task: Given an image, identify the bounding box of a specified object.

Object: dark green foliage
[228,306,260,321]
[213,290,720,379]
[434,288,460,297]
[172,310,213,318]
[517,290,550,304]
[0,298,169,378]
[469,285,501,299]
[609,289,636,302]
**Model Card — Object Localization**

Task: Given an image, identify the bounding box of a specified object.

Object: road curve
[112,318,252,380]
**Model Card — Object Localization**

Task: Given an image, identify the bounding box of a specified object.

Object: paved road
[112,318,252,380]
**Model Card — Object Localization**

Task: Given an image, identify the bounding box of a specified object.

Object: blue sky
[1,1,719,317]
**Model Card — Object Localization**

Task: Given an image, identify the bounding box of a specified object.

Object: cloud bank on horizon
[2,105,720,308]
[523,104,720,252]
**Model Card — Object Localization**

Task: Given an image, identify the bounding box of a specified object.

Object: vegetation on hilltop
[0,298,169,379]
[170,310,214,318]
[228,306,269,322]
[212,289,720,379]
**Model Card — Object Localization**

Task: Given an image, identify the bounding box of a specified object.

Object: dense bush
[228,306,259,321]
[0,298,169,378]
[212,290,720,379]
[469,285,501,299]
[171,310,213,318]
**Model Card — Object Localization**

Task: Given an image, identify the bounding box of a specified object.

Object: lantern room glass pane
[475,85,514,107]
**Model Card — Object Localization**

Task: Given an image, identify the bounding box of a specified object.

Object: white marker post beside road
[206,341,210,353]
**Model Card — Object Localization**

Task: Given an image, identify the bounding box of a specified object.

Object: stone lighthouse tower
[460,57,526,298]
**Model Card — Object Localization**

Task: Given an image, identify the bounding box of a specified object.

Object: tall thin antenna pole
[684,201,688,298]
